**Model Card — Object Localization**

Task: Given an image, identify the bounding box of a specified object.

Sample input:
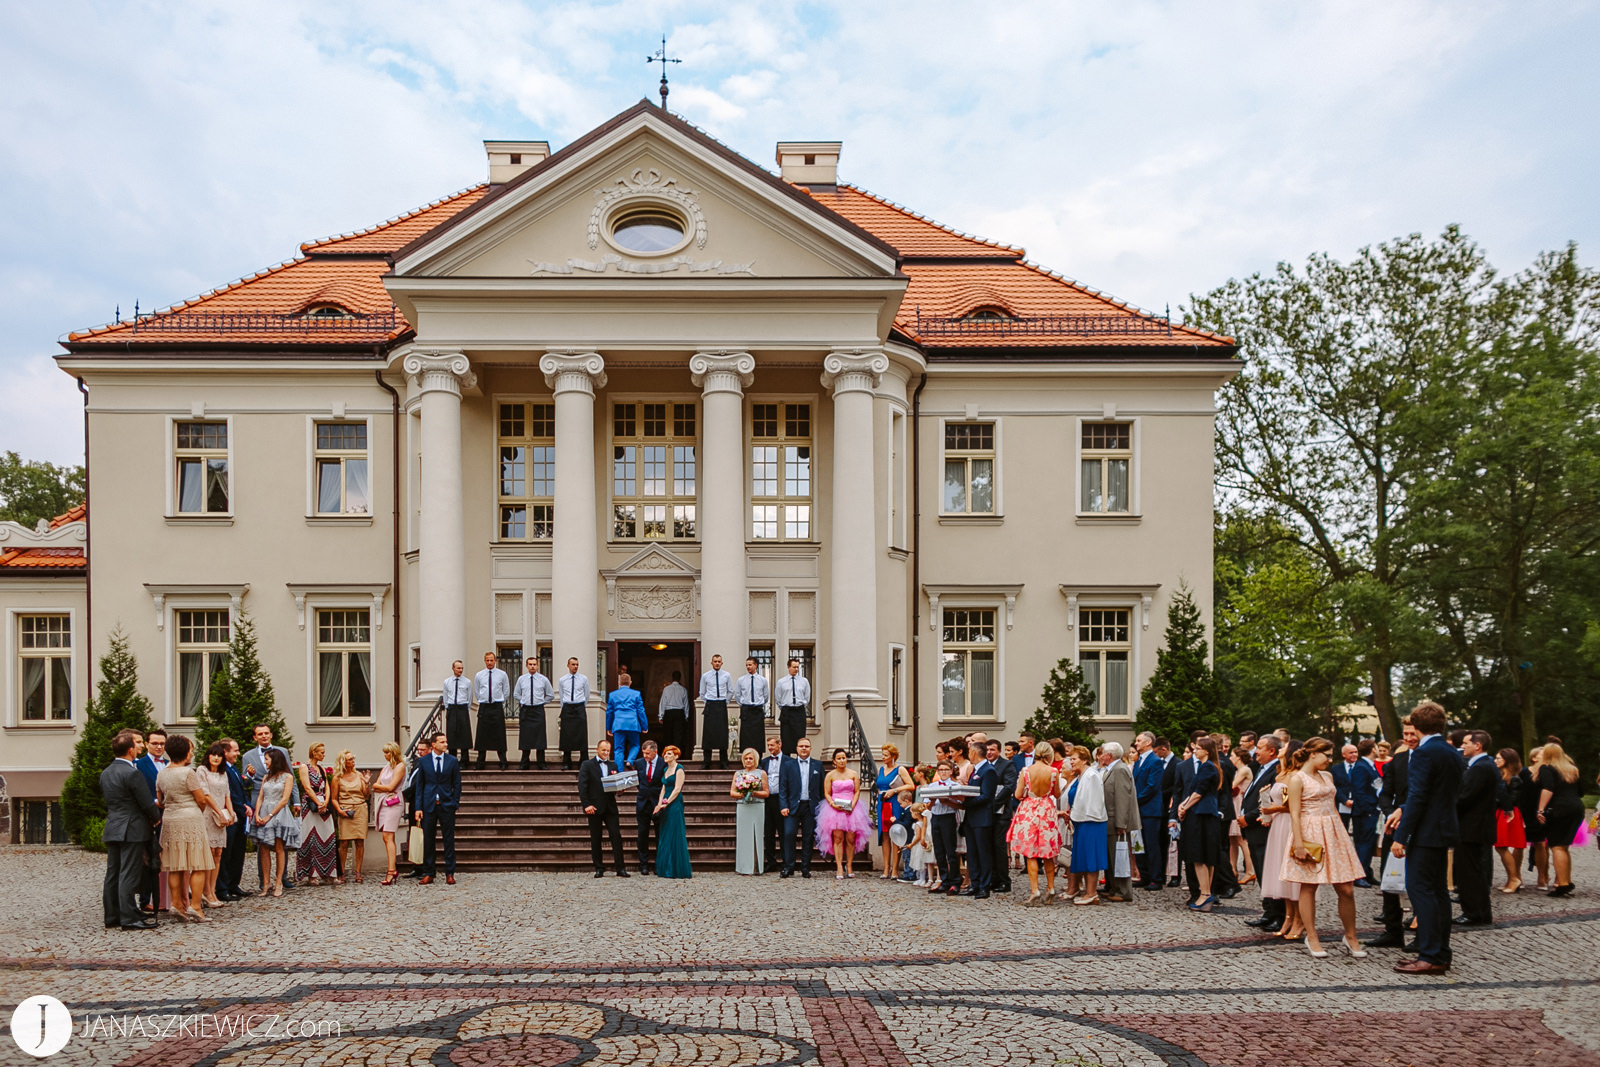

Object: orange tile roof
[49,504,86,528]
[61,131,1233,354]
[0,546,86,570]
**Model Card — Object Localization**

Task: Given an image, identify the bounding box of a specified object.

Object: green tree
[1189,228,1490,740]
[59,627,157,845]
[196,613,294,754]
[0,450,85,528]
[1023,659,1101,749]
[1405,245,1600,756]
[1136,584,1229,742]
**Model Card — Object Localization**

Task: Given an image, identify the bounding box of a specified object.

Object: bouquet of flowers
[733,769,763,801]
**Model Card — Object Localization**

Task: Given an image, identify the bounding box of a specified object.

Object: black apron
[559,702,588,751]
[518,702,547,749]
[476,702,507,751]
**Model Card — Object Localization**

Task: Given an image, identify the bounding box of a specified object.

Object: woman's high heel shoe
[1344,939,1368,958]
[1026,890,1042,907]
[381,872,397,886]
[1239,874,1257,886]
[1307,945,1329,958]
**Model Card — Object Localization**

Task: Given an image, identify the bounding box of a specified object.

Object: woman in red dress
[1494,748,1527,893]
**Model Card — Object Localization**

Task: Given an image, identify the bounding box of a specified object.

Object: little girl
[906,802,937,886]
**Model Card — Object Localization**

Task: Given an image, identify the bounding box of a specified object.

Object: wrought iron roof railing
[128,309,403,334]
[914,309,1172,337]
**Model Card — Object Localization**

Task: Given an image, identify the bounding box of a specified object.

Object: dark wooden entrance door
[616,640,697,751]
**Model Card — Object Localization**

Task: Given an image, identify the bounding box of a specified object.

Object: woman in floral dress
[1007,758,1062,905]
[295,742,339,885]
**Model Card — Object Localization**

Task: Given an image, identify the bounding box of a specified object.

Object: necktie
[435,756,441,773]
[716,673,722,699]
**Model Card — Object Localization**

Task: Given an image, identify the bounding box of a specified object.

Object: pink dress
[374,762,406,833]
[815,779,872,855]
[1258,781,1296,901]
[1280,769,1364,885]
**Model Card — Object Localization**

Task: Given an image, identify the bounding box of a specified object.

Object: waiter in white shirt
[736,657,770,756]
[775,657,811,756]
[442,660,473,764]
[515,657,556,770]
[473,652,512,770]
[558,657,591,771]
[698,654,733,769]
[657,670,691,759]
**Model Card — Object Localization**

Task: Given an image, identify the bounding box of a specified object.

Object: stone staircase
[434,765,742,871]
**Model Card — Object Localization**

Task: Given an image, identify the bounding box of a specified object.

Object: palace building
[4,102,1237,838]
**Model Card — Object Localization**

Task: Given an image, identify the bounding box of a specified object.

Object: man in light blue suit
[606,672,648,766]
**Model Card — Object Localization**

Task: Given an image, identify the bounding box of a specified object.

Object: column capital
[402,352,476,397]
[540,352,608,396]
[689,351,755,395]
[821,350,889,396]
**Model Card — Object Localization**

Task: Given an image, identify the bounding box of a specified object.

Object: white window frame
[494,396,557,543]
[747,397,817,543]
[1062,587,1156,722]
[608,396,701,543]
[935,603,1003,723]
[1074,416,1141,519]
[172,606,232,725]
[887,641,906,725]
[937,417,1003,519]
[888,409,908,551]
[1076,604,1135,721]
[305,415,375,520]
[312,605,375,722]
[4,607,80,728]
[165,414,235,521]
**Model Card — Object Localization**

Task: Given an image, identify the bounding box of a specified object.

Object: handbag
[1302,842,1324,864]
[382,792,402,807]
[407,825,424,864]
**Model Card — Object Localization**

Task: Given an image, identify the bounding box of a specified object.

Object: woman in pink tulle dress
[816,748,872,878]
[1282,737,1366,959]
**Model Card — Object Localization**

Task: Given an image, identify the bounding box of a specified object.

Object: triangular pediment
[391,103,900,282]
[604,544,698,578]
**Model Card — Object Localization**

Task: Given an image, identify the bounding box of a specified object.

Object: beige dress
[196,767,232,849]
[1280,769,1363,885]
[156,765,216,872]
[335,773,370,841]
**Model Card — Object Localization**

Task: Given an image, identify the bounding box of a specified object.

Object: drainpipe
[909,370,927,762]
[374,369,402,747]
[77,376,91,674]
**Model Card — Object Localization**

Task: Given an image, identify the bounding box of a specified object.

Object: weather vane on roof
[647,35,680,111]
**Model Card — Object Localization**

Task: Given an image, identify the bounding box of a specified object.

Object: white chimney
[484,140,551,184]
[776,141,841,186]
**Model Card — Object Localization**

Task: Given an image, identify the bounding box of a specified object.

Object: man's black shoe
[1403,939,1420,953]
[801,871,811,878]
[639,867,651,876]
[520,761,531,771]
[121,920,159,930]
[1244,917,1273,928]
[594,870,605,878]
[959,887,979,896]
[1354,878,1374,889]
[1453,916,1491,927]
[616,870,632,878]
[1364,932,1407,948]
[974,891,990,900]
[1218,887,1240,900]
[1167,877,1181,888]
[780,870,792,878]
[1141,882,1164,892]
[105,920,120,929]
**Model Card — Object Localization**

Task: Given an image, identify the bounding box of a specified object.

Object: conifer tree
[197,613,294,754]
[1023,658,1101,749]
[60,627,157,845]
[1136,583,1230,741]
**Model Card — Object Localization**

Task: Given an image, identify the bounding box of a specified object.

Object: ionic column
[541,352,607,685]
[690,352,755,673]
[822,351,888,715]
[402,352,475,698]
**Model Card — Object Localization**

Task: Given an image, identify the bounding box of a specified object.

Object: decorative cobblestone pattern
[1,843,1596,1065]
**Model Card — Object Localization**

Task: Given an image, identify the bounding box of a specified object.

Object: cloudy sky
[3,0,1596,466]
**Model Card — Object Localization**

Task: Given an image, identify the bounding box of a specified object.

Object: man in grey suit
[100,730,161,929]
[1099,742,1140,901]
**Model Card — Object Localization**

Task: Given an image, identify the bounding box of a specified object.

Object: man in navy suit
[216,739,250,899]
[959,741,999,899]
[413,731,462,885]
[133,728,168,912]
[633,740,665,874]
[988,740,1017,894]
[1155,737,1179,887]
[779,737,826,877]
[1132,732,1166,889]
[1346,740,1382,885]
[1239,736,1283,929]
[1392,702,1462,974]
[1454,729,1499,927]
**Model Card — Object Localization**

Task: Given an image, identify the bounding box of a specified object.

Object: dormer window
[304,305,354,320]
[964,307,1011,322]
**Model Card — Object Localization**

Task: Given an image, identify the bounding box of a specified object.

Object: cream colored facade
[21,104,1237,828]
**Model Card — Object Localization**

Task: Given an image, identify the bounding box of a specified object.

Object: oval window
[610,210,686,253]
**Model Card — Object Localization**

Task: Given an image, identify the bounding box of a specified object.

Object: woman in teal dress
[653,744,693,878]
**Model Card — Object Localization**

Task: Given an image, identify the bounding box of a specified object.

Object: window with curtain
[1078,607,1132,717]
[316,609,372,718]
[942,422,995,514]
[19,614,71,722]
[750,402,812,539]
[940,608,996,718]
[498,402,555,539]
[314,421,370,515]
[1080,422,1132,513]
[613,401,696,540]
[175,421,229,514]
[176,609,230,721]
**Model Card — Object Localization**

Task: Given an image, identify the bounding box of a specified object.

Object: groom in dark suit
[779,737,826,877]
[1392,702,1462,974]
[101,730,162,929]
[579,739,631,878]
[413,732,461,885]
[633,740,665,874]
[1454,729,1498,927]
[1239,736,1282,930]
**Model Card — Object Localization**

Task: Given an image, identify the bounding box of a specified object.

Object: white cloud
[2,0,1597,467]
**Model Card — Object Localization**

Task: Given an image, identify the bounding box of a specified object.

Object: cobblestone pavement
[1,843,1597,1065]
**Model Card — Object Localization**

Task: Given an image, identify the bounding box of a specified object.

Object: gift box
[602,770,639,793]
